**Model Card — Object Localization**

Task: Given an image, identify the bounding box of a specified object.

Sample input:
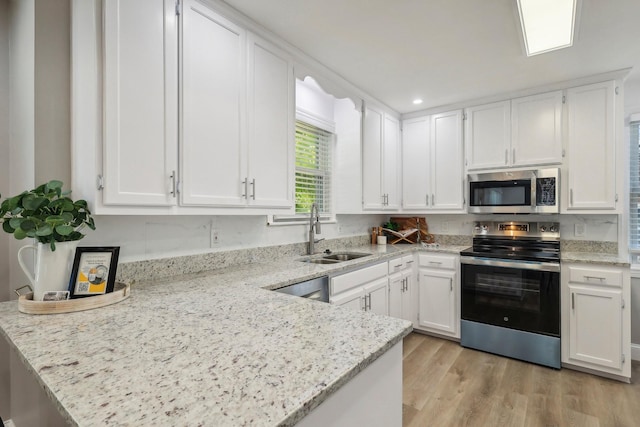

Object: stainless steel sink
[299,252,371,264]
[304,258,340,264]
[322,252,371,261]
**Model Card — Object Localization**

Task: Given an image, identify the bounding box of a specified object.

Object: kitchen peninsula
[0,248,415,426]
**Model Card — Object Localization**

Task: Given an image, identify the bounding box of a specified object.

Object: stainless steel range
[460,221,561,369]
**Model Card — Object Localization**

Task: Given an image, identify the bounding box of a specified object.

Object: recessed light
[412,99,423,105]
[517,0,576,56]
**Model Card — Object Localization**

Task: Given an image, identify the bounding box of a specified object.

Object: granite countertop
[0,245,424,426]
[561,251,631,267]
[0,241,625,426]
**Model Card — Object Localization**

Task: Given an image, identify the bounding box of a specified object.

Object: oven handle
[460,256,560,273]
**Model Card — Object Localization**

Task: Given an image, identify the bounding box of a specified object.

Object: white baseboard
[632,343,640,361]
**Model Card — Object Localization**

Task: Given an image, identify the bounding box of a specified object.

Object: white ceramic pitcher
[18,241,79,301]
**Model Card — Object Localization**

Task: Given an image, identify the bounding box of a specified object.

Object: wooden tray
[18,282,130,315]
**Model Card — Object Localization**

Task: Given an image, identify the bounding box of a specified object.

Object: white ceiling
[222,0,640,114]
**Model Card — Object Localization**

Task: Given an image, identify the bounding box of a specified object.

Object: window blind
[295,121,332,215]
[630,121,640,250]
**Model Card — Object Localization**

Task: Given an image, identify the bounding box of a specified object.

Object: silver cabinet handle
[429,261,442,265]
[584,276,606,282]
[450,278,453,292]
[431,194,435,205]
[512,148,516,164]
[570,189,573,206]
[571,293,575,309]
[426,194,429,206]
[170,171,177,197]
[251,178,256,200]
[242,178,248,199]
[505,149,508,165]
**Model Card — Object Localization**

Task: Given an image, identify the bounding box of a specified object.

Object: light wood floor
[402,332,640,427]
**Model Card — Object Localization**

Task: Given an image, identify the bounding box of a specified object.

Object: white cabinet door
[402,111,463,211]
[430,110,464,210]
[365,277,389,316]
[401,117,430,209]
[402,269,416,325]
[362,106,383,210]
[382,115,400,209]
[418,268,457,335]
[511,91,563,167]
[103,0,178,206]
[388,271,403,319]
[568,285,622,370]
[362,105,399,211]
[565,81,616,210]
[465,101,510,171]
[246,34,294,208]
[331,287,364,312]
[181,0,246,206]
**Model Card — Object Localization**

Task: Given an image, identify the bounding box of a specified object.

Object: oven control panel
[472,221,560,239]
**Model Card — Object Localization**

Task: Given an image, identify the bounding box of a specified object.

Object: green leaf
[45,180,63,192]
[55,224,74,236]
[2,221,15,233]
[35,224,53,237]
[14,228,27,239]
[9,218,22,229]
[20,219,35,231]
[61,212,74,223]
[23,196,47,211]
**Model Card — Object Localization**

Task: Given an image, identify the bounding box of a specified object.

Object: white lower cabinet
[330,262,389,316]
[388,255,417,325]
[561,263,631,380]
[416,253,459,338]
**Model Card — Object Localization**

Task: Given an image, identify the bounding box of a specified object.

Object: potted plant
[0,180,96,300]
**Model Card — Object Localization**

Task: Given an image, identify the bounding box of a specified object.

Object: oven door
[461,257,560,337]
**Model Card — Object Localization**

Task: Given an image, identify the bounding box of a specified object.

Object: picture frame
[68,247,120,299]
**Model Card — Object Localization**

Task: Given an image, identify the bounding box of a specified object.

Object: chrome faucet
[308,203,324,255]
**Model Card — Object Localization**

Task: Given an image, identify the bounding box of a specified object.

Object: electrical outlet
[574,223,586,237]
[211,229,219,245]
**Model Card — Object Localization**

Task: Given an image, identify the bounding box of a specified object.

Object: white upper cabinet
[362,104,399,210]
[465,101,511,171]
[401,117,430,209]
[181,1,246,206]
[181,2,294,209]
[511,91,563,167]
[74,0,293,214]
[402,110,464,211]
[465,91,563,171]
[564,81,617,211]
[103,0,178,206]
[430,110,464,210]
[246,35,294,208]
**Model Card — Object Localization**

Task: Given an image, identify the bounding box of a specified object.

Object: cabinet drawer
[567,266,623,287]
[419,253,456,270]
[388,255,417,273]
[331,262,388,295]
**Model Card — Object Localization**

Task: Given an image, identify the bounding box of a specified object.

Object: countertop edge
[278,323,413,427]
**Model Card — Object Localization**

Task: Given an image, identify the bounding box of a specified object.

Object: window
[630,119,640,251]
[295,120,332,215]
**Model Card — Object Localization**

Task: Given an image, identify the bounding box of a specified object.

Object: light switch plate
[574,223,586,237]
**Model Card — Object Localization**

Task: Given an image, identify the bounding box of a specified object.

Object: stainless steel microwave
[467,168,559,214]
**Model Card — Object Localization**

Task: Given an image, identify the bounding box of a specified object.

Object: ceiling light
[517,0,576,56]
[412,99,423,105]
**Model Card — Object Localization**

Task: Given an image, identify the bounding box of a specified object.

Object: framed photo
[68,247,120,298]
